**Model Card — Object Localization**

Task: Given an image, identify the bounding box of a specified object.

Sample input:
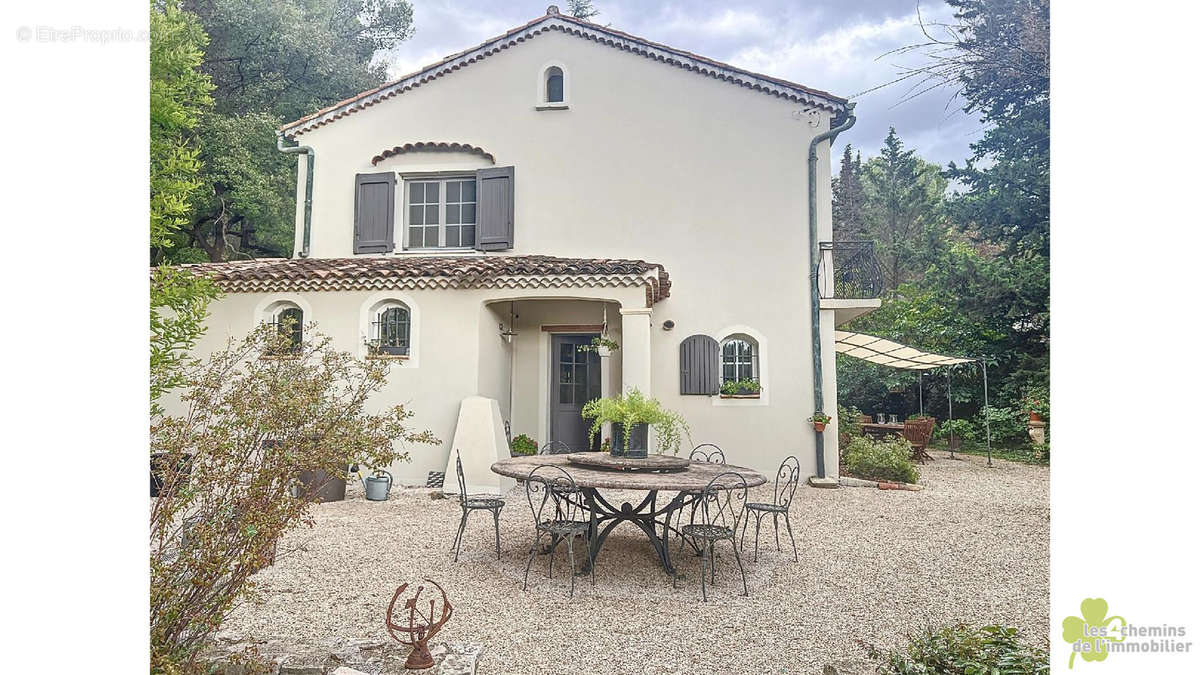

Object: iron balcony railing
[818,240,883,299]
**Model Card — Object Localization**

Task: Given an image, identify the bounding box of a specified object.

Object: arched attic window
[545,66,564,103]
[268,304,304,355]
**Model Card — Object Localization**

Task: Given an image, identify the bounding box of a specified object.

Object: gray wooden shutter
[475,166,514,251]
[679,335,719,395]
[353,172,396,253]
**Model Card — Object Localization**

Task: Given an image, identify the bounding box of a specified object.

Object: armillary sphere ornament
[384,578,454,670]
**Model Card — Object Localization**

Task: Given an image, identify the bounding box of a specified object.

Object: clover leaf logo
[1062,598,1126,668]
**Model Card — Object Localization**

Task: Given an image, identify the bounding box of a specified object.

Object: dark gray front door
[551,334,601,451]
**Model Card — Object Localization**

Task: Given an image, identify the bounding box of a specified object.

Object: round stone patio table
[491,453,766,577]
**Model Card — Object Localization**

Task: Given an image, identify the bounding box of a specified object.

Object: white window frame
[403,175,478,250]
[712,325,769,407]
[535,61,570,110]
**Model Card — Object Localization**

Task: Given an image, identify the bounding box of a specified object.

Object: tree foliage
[835,0,1050,427]
[162,0,416,262]
[151,0,220,413]
[150,324,438,670]
[567,0,600,21]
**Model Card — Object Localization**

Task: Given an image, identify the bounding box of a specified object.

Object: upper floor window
[371,304,411,356]
[546,66,564,103]
[269,305,303,355]
[407,177,476,249]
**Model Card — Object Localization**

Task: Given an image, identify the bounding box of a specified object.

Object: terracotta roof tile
[280,11,848,138]
[177,255,671,306]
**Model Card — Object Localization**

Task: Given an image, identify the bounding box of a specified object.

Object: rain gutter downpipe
[807,102,856,479]
[277,132,314,258]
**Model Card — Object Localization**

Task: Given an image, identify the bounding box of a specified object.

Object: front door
[550,334,602,451]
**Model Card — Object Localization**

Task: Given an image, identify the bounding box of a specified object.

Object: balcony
[818,240,882,324]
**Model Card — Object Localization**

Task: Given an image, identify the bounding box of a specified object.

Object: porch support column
[619,307,653,396]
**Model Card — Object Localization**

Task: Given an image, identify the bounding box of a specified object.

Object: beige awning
[834,331,975,370]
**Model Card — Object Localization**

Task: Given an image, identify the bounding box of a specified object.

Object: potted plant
[365,338,408,358]
[580,336,620,357]
[719,378,761,397]
[808,411,832,432]
[581,388,690,458]
[1020,385,1050,422]
[509,433,538,456]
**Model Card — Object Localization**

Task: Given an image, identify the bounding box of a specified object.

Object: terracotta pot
[1029,412,1043,422]
[813,421,827,433]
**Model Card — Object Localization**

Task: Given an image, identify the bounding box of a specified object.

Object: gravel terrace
[222,451,1049,674]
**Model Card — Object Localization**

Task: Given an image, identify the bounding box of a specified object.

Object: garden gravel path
[221,451,1048,674]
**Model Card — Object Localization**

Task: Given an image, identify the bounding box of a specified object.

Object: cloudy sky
[377,0,979,168]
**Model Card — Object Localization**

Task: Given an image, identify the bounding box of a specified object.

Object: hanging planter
[808,411,831,433]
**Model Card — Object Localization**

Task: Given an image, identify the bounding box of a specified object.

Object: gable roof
[280,7,849,139]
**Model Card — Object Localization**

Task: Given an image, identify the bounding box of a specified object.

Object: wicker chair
[903,417,936,463]
[450,450,505,562]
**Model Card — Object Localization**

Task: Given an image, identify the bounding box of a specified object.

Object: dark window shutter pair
[354,172,396,253]
[475,166,514,251]
[679,335,720,395]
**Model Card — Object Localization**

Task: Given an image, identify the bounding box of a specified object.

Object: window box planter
[719,380,761,398]
[719,393,761,399]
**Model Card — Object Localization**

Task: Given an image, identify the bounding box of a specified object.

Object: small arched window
[372,304,411,356]
[545,66,564,103]
[721,335,758,386]
[270,306,304,355]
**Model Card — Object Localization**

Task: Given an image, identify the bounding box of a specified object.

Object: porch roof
[177,255,671,305]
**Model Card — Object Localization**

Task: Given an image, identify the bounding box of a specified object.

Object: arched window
[545,66,564,103]
[270,305,303,355]
[720,335,758,388]
[371,303,411,356]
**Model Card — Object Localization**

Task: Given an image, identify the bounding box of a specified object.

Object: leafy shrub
[510,433,538,455]
[843,435,919,484]
[933,418,977,445]
[975,406,1029,446]
[150,324,439,670]
[581,388,691,454]
[1019,384,1049,418]
[838,404,863,452]
[866,623,1049,674]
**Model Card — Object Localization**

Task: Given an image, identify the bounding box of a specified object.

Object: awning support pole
[982,360,992,467]
[947,370,954,459]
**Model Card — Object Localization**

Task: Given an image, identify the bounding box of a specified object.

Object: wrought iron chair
[741,455,801,562]
[674,471,749,601]
[450,449,505,563]
[538,440,573,455]
[677,444,726,553]
[522,465,593,597]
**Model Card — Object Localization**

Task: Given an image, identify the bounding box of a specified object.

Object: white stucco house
[170,6,881,486]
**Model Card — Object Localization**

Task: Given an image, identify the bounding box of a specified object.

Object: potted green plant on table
[719,378,761,397]
[509,433,538,456]
[808,411,832,432]
[581,389,690,458]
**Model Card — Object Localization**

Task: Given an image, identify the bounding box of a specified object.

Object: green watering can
[359,468,393,501]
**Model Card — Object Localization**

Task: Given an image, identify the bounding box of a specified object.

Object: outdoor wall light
[662,320,675,331]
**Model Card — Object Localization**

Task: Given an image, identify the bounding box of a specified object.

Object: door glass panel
[559,384,572,405]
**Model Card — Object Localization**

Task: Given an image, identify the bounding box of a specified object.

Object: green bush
[843,435,919,484]
[510,433,537,456]
[867,623,1049,674]
[837,404,863,453]
[975,406,1029,446]
[933,418,977,445]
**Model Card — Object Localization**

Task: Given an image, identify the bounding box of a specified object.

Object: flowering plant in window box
[720,378,761,397]
[364,338,409,359]
[808,411,832,432]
